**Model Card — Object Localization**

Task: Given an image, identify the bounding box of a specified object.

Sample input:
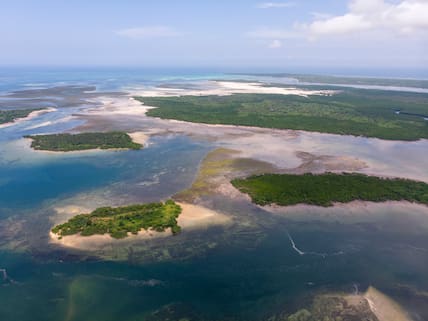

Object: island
[231,172,428,207]
[0,108,44,124]
[234,72,428,89]
[137,89,428,140]
[25,131,142,152]
[51,200,182,239]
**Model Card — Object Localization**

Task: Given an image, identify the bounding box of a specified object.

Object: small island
[231,172,428,207]
[52,200,182,239]
[0,108,44,124]
[25,131,142,152]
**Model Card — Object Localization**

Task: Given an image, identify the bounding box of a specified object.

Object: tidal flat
[1,74,428,320]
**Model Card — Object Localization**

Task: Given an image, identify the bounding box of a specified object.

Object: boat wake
[286,231,344,258]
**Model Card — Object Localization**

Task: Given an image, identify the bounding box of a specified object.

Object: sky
[1,0,427,73]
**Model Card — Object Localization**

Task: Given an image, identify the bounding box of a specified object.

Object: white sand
[83,97,154,116]
[176,202,231,229]
[365,286,413,321]
[128,131,149,146]
[49,202,231,250]
[133,80,337,98]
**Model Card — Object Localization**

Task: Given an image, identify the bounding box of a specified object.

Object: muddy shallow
[1,79,428,320]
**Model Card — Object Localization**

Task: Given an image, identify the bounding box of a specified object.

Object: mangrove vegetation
[52,200,182,239]
[0,108,43,124]
[137,89,428,140]
[231,172,428,207]
[25,131,142,151]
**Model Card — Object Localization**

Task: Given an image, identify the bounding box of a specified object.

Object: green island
[52,200,182,239]
[235,73,428,89]
[0,108,43,124]
[137,89,428,140]
[25,131,142,151]
[231,172,428,207]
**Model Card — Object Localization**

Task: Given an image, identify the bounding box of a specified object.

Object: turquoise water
[0,136,209,212]
[1,69,428,320]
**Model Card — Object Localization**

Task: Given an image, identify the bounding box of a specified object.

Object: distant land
[138,88,428,140]
[231,173,428,207]
[25,132,142,152]
[234,73,428,89]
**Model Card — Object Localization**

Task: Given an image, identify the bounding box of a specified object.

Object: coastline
[262,200,428,223]
[131,80,337,98]
[49,202,231,250]
[22,130,146,154]
[364,286,413,321]
[0,107,56,129]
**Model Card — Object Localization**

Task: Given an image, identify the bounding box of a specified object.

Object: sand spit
[365,286,413,321]
[82,96,153,116]
[133,80,337,98]
[0,107,57,129]
[49,202,231,250]
[128,131,149,146]
[176,202,231,229]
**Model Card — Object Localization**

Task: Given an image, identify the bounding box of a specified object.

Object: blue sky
[1,0,427,71]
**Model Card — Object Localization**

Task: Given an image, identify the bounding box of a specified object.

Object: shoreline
[262,200,428,223]
[364,286,413,321]
[0,107,57,129]
[49,202,231,250]
[22,130,147,155]
[131,80,337,98]
[263,199,428,212]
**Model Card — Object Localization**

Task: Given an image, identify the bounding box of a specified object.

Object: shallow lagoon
[1,71,428,320]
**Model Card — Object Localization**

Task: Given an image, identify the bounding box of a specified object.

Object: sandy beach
[132,80,337,98]
[128,131,149,146]
[49,202,231,250]
[0,107,56,129]
[365,286,413,321]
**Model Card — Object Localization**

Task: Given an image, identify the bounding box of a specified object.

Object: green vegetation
[25,131,142,151]
[52,200,182,239]
[231,173,428,207]
[235,73,428,89]
[137,89,428,140]
[0,108,43,124]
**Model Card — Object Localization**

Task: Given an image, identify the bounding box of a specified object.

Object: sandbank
[364,286,412,321]
[132,80,337,98]
[127,131,149,146]
[49,202,231,250]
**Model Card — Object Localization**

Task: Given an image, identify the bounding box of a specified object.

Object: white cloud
[257,2,295,9]
[115,26,181,39]
[269,40,283,48]
[307,0,428,37]
[309,13,373,36]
